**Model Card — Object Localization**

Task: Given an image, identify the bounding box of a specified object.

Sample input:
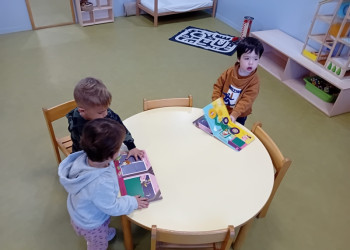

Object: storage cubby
[260,42,289,80]
[252,29,350,117]
[75,0,114,26]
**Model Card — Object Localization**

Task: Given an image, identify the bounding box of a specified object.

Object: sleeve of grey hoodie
[92,175,138,216]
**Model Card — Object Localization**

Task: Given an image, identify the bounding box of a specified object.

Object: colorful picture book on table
[194,98,255,151]
[115,152,162,202]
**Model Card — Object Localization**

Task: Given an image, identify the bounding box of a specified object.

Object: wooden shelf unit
[75,0,114,26]
[302,0,350,78]
[252,29,350,117]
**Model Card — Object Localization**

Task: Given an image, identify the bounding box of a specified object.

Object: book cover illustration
[115,152,162,202]
[201,98,255,151]
[193,115,212,135]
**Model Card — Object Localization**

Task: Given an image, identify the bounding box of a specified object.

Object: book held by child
[115,151,162,202]
[193,98,255,151]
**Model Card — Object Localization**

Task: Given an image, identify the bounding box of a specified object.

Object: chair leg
[212,0,217,17]
[257,207,268,218]
[136,4,140,15]
[121,215,133,250]
[54,146,61,165]
[154,15,158,26]
[232,218,254,250]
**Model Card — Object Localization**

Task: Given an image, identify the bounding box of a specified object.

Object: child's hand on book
[127,148,145,160]
[135,195,149,209]
[230,114,236,123]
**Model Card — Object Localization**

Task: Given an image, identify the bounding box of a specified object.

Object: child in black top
[66,77,144,159]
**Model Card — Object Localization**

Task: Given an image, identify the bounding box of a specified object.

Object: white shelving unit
[252,29,350,117]
[75,0,114,26]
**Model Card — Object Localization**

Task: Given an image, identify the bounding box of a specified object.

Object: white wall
[0,0,324,42]
[0,0,32,35]
[216,0,320,42]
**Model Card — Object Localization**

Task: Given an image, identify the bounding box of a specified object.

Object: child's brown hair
[80,118,126,162]
[74,77,112,108]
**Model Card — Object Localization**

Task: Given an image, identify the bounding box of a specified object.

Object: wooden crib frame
[136,0,217,27]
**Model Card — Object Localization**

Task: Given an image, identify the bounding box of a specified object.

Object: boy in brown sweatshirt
[212,37,264,125]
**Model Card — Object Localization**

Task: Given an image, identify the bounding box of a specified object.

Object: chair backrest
[251,122,292,218]
[151,225,235,250]
[42,100,77,165]
[143,95,193,111]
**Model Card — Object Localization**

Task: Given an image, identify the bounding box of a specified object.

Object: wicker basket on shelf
[80,0,94,12]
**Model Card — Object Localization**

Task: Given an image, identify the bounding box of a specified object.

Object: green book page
[124,177,145,197]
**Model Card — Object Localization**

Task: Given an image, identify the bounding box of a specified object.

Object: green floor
[1,12,349,250]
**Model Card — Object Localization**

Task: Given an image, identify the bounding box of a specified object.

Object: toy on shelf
[302,49,329,62]
[337,1,350,18]
[241,16,254,38]
[232,16,254,42]
[80,0,93,11]
[303,76,340,103]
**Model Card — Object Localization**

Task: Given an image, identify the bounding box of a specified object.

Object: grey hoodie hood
[58,151,109,195]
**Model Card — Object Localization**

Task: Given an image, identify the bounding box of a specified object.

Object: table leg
[121,215,133,250]
[232,218,254,250]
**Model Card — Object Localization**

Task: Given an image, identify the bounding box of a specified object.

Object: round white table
[121,107,274,249]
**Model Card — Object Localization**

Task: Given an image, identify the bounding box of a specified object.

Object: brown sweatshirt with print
[212,62,260,119]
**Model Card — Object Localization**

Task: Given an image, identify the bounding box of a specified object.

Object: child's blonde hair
[74,77,112,108]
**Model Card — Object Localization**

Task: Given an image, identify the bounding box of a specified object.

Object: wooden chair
[233,122,292,250]
[42,100,76,165]
[251,121,292,218]
[151,225,235,250]
[143,95,193,111]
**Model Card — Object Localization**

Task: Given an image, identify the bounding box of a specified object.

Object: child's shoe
[107,227,116,241]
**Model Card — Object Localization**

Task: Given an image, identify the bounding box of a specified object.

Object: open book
[115,151,162,202]
[193,98,255,151]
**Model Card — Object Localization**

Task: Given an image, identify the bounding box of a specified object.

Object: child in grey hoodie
[58,118,148,249]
